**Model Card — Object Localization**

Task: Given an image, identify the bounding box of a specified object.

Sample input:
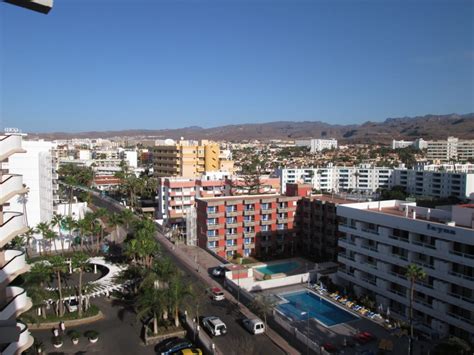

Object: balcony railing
[0,212,27,248]
[0,250,28,284]
[0,287,31,321]
[0,135,25,161]
[0,174,26,205]
[450,250,474,260]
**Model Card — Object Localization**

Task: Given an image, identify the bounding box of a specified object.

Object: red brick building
[196,193,300,259]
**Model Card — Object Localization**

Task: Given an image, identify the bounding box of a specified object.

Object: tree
[168,273,193,327]
[76,218,90,252]
[72,252,89,317]
[24,262,52,320]
[135,287,166,335]
[49,255,68,317]
[406,264,426,355]
[120,209,135,231]
[51,214,65,254]
[108,213,123,243]
[44,229,59,255]
[251,295,276,330]
[63,216,77,250]
[35,222,51,255]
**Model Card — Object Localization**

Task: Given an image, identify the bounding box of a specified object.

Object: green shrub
[84,330,99,339]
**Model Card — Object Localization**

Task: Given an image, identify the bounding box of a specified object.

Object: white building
[5,140,58,229]
[277,164,392,194]
[427,137,474,161]
[123,150,138,168]
[294,138,338,153]
[0,132,34,353]
[392,140,414,149]
[337,200,474,342]
[414,163,474,174]
[390,169,474,199]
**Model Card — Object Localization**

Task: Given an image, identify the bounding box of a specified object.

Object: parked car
[174,348,203,355]
[207,287,225,301]
[202,316,227,336]
[156,337,193,355]
[242,318,265,334]
[65,299,79,313]
[211,266,226,277]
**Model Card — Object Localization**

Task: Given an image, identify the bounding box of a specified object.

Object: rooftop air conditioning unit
[4,0,53,14]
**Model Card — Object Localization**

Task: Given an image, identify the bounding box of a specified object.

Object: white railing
[2,321,33,355]
[0,287,31,320]
[0,212,26,247]
[0,135,24,161]
[0,174,25,204]
[0,250,28,283]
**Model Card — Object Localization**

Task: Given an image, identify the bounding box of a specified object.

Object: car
[211,266,226,277]
[242,318,265,334]
[202,316,227,336]
[155,337,193,355]
[65,299,79,313]
[174,348,203,355]
[207,287,225,301]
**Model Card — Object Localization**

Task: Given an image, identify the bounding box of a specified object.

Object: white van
[242,318,265,334]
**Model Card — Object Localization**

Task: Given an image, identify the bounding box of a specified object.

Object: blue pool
[256,261,299,275]
[277,291,358,327]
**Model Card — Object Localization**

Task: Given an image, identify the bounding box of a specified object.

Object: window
[244,237,254,244]
[207,218,217,225]
[244,249,251,257]
[245,204,255,211]
[261,214,270,221]
[226,228,237,235]
[226,239,237,246]
[226,205,237,212]
[277,223,286,230]
[261,203,271,210]
[226,217,237,224]
[208,241,217,248]
[207,230,216,237]
[244,215,254,222]
[226,251,234,258]
[279,202,288,208]
[261,225,270,232]
[244,227,254,233]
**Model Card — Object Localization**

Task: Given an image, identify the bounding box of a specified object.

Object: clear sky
[1,0,473,133]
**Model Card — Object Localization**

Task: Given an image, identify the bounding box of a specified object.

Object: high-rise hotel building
[0,132,34,354]
[337,200,474,342]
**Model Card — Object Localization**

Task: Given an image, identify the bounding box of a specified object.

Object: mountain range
[32,113,474,143]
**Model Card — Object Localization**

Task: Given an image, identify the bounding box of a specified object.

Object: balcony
[2,322,34,355]
[260,219,275,226]
[0,135,25,161]
[243,220,256,227]
[243,210,256,216]
[0,174,27,205]
[226,210,240,217]
[0,250,29,284]
[0,287,32,321]
[0,212,27,248]
[207,223,224,230]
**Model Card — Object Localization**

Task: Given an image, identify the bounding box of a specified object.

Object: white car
[202,316,227,336]
[65,299,79,313]
[242,318,265,334]
[207,287,225,301]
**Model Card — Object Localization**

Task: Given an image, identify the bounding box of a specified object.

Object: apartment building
[391,138,428,150]
[336,200,474,342]
[277,164,392,194]
[390,169,474,199]
[5,140,58,229]
[295,139,338,153]
[196,193,299,259]
[153,140,234,178]
[294,185,353,263]
[426,137,474,161]
[414,163,474,173]
[0,133,34,353]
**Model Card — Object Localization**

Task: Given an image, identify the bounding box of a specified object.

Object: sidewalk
[156,234,299,355]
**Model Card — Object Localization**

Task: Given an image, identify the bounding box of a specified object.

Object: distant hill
[32,113,474,143]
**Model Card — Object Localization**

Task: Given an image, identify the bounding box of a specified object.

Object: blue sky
[1,0,473,133]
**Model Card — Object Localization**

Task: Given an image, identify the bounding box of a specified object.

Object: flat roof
[197,193,290,201]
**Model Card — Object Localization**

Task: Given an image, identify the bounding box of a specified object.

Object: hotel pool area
[255,261,300,275]
[277,290,358,327]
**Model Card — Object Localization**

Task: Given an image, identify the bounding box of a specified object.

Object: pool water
[277,291,358,327]
[256,261,299,275]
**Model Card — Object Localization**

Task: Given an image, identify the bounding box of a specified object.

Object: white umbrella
[386,306,391,318]
[378,304,384,313]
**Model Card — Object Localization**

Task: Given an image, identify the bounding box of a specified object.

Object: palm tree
[21,228,35,258]
[251,294,276,330]
[120,209,135,232]
[108,213,123,243]
[24,262,51,320]
[49,255,68,317]
[135,287,166,335]
[63,216,77,250]
[168,274,193,327]
[44,229,59,255]
[51,214,65,253]
[406,264,426,355]
[76,218,90,252]
[72,252,89,317]
[35,222,51,255]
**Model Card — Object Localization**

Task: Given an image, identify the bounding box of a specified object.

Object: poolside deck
[261,285,414,354]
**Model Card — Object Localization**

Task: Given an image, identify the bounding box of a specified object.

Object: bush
[68,329,81,340]
[263,274,272,280]
[84,330,99,339]
[52,336,63,345]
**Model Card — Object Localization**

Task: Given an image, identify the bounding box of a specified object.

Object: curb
[28,311,104,329]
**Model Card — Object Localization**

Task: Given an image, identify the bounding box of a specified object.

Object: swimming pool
[256,261,299,275]
[277,290,358,327]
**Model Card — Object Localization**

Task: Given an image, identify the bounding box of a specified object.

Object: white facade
[337,200,474,341]
[123,150,138,168]
[5,140,57,229]
[391,169,474,199]
[426,137,474,161]
[310,139,338,153]
[392,140,414,149]
[0,133,34,353]
[277,165,392,194]
[414,163,474,174]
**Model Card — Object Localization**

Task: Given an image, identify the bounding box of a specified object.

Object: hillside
[32,113,474,143]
